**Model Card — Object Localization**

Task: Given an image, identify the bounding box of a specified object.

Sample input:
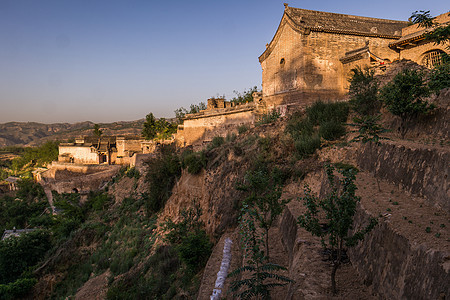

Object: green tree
[142,113,157,140]
[379,69,434,138]
[238,165,290,260]
[231,86,260,104]
[411,11,450,94]
[350,114,388,145]
[93,124,103,137]
[297,164,377,294]
[411,10,450,46]
[348,66,380,115]
[145,144,181,212]
[228,204,292,299]
[0,230,51,284]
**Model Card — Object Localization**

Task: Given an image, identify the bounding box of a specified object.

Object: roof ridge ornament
[284,3,289,9]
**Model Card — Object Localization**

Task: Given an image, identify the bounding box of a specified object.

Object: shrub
[126,167,140,179]
[0,278,37,300]
[238,125,249,134]
[294,134,321,158]
[0,230,51,284]
[297,164,377,294]
[177,230,212,273]
[428,54,450,94]
[380,69,434,137]
[348,67,380,115]
[207,136,225,150]
[145,145,181,213]
[256,110,280,125]
[181,150,207,175]
[319,120,346,141]
[306,101,349,125]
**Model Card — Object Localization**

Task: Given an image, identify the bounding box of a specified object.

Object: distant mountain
[0,120,145,147]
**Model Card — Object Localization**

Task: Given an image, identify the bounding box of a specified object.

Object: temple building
[259,4,449,110]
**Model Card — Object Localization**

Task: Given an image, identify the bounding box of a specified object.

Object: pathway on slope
[44,186,56,214]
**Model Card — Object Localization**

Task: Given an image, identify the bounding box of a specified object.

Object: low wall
[41,165,121,194]
[349,204,450,300]
[357,141,449,210]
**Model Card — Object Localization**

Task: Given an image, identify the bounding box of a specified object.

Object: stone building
[389,12,450,67]
[58,136,143,165]
[259,5,449,110]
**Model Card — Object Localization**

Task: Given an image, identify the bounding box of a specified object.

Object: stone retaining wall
[357,141,449,210]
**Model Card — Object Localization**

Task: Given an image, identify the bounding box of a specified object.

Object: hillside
[0,61,448,299]
[0,120,145,147]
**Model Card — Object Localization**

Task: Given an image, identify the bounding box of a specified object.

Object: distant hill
[0,120,145,147]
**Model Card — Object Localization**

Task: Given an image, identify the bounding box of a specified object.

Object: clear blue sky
[0,0,447,123]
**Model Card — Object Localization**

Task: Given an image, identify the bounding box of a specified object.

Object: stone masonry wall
[349,205,450,300]
[260,21,398,108]
[356,141,449,211]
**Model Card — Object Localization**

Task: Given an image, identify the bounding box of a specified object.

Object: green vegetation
[348,67,380,116]
[297,164,377,294]
[237,164,290,259]
[207,136,225,150]
[142,113,177,140]
[145,144,181,213]
[8,141,59,178]
[0,179,48,230]
[256,110,281,125]
[228,203,292,299]
[93,123,103,137]
[230,86,259,105]
[181,149,207,175]
[380,69,435,138]
[286,101,349,158]
[350,114,388,145]
[174,102,207,123]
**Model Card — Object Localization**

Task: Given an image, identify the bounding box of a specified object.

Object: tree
[379,69,434,138]
[349,114,388,145]
[228,204,292,299]
[411,10,450,47]
[142,113,157,140]
[93,124,103,137]
[411,11,450,94]
[348,66,380,116]
[231,86,260,104]
[237,165,290,260]
[297,164,377,294]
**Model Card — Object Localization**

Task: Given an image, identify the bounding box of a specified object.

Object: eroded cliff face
[160,103,449,299]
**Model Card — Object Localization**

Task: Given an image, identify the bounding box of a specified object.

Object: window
[422,50,445,68]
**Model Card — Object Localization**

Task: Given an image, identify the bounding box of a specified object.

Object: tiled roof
[285,6,407,38]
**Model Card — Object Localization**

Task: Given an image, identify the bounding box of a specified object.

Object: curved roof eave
[259,12,304,63]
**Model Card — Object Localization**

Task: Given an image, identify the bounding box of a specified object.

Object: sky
[0,0,448,124]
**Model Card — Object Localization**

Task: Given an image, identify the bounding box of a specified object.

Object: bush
[0,230,51,284]
[181,150,207,175]
[306,101,349,125]
[177,230,212,273]
[380,69,434,137]
[294,134,321,158]
[428,54,450,94]
[319,120,346,141]
[238,125,249,134]
[86,191,111,211]
[126,167,140,179]
[145,145,181,213]
[207,136,225,150]
[0,278,37,300]
[256,110,280,125]
[348,67,380,115]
